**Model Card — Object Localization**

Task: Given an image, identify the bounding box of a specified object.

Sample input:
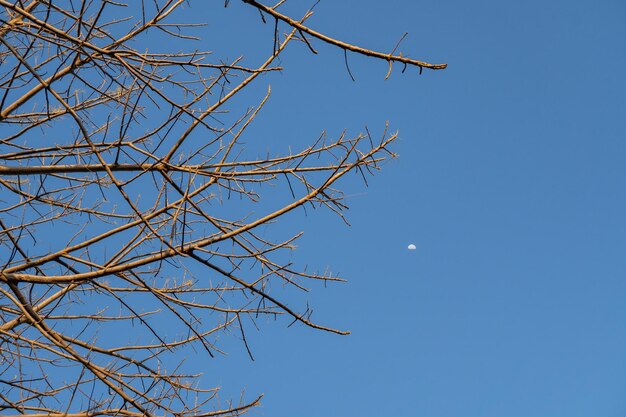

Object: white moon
[407,244,417,250]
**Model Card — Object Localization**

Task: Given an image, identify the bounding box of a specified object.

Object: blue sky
[2,1,625,415]
[188,1,626,416]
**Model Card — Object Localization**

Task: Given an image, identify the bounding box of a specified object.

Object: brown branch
[241,0,447,70]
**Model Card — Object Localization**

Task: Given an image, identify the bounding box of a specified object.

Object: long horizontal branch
[241,0,447,70]
[0,161,380,176]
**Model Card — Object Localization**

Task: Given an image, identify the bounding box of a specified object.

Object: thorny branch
[0,0,445,415]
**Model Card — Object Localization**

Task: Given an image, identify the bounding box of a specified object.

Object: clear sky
[129,1,626,416]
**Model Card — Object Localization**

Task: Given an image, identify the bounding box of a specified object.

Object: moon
[407,244,416,250]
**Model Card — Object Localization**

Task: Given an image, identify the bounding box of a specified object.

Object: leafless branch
[0,1,445,415]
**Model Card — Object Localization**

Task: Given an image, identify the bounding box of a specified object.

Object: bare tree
[0,1,445,415]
